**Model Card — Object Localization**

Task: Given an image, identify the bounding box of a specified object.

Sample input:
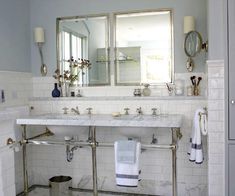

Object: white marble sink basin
[16,113,183,128]
[42,114,91,120]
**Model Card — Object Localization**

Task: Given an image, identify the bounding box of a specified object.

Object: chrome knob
[87,107,93,115]
[231,100,235,104]
[124,108,130,115]
[62,107,69,114]
[152,108,158,116]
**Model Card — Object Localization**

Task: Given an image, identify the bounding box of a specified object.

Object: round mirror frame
[184,31,203,58]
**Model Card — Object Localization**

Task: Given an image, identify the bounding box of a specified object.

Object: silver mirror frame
[56,14,111,86]
[114,9,174,86]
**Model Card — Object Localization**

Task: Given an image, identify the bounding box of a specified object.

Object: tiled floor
[24,187,131,196]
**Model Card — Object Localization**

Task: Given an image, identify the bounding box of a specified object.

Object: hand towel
[114,140,141,187]
[188,108,207,164]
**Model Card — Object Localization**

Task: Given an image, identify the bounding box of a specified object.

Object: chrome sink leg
[171,128,178,196]
[22,125,29,194]
[91,126,98,196]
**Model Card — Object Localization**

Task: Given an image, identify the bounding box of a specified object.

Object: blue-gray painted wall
[208,0,225,60]
[0,0,31,72]
[29,0,207,76]
[0,0,224,74]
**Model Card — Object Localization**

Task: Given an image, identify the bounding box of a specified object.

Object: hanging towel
[188,108,207,164]
[114,140,141,187]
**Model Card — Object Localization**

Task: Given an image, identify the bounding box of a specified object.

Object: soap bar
[64,136,72,141]
[112,112,121,117]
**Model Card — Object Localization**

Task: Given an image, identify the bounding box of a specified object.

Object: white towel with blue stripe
[114,140,141,187]
[188,108,207,164]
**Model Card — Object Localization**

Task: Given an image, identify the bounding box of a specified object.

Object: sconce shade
[34,27,45,43]
[184,16,195,34]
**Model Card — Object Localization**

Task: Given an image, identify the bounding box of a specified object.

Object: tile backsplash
[0,71,32,108]
[32,72,207,98]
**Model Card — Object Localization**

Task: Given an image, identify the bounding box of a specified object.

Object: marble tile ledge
[29,95,207,101]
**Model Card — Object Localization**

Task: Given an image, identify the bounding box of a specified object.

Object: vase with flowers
[53,56,91,97]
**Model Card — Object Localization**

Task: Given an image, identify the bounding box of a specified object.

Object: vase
[61,82,69,97]
[142,84,151,96]
[51,83,60,97]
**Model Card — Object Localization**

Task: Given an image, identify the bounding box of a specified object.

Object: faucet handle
[124,108,130,115]
[62,107,69,114]
[87,107,92,115]
[152,108,158,116]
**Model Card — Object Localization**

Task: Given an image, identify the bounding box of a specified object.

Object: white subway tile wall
[0,71,32,108]
[0,71,32,195]
[0,119,16,196]
[28,98,208,196]
[207,60,225,196]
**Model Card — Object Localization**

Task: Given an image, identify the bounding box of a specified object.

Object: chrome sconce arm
[34,27,47,76]
[37,43,47,76]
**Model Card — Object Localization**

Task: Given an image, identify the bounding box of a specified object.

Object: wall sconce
[183,16,208,72]
[184,16,195,34]
[34,27,47,76]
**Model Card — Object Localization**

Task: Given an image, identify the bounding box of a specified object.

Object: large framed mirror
[115,10,173,85]
[56,14,110,86]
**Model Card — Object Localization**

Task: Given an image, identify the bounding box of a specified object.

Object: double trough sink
[17,113,183,138]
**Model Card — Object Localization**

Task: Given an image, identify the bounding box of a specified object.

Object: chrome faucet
[152,108,158,116]
[62,107,69,114]
[71,106,80,115]
[87,107,93,115]
[124,108,130,115]
[136,107,143,115]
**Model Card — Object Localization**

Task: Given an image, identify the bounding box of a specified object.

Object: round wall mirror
[184,31,203,57]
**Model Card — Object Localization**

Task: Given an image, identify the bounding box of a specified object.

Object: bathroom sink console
[17,113,182,127]
[16,113,183,196]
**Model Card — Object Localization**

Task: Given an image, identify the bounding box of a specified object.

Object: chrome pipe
[26,139,175,150]
[27,139,91,147]
[98,142,174,149]
[91,127,98,196]
[27,127,54,140]
[22,125,29,194]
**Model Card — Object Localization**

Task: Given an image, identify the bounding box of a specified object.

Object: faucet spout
[136,107,143,115]
[71,106,80,115]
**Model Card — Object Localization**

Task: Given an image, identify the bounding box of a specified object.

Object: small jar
[194,86,200,96]
[175,80,184,96]
[133,89,141,96]
[142,84,151,96]
[187,85,193,96]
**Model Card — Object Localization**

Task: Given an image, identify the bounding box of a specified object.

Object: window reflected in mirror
[115,10,173,85]
[58,15,109,86]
